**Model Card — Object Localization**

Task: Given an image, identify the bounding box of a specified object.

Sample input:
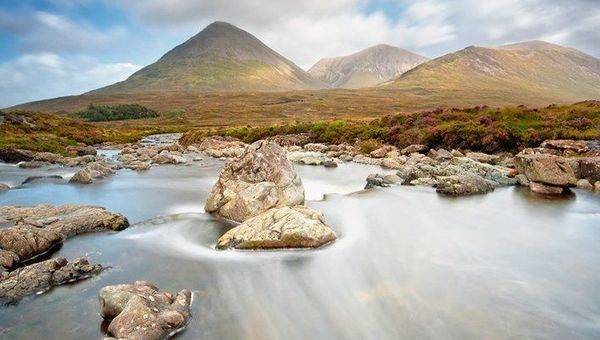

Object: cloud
[109,0,600,67]
[0,9,125,53]
[0,53,141,107]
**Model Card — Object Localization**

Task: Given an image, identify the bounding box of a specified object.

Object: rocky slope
[308,44,428,88]
[382,41,600,102]
[92,21,325,93]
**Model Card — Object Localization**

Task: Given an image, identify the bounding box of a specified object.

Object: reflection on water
[1,158,599,339]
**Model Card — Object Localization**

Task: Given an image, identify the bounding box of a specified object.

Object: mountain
[308,44,428,88]
[92,21,325,93]
[382,41,600,102]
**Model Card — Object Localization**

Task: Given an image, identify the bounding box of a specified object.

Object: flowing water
[1,156,599,339]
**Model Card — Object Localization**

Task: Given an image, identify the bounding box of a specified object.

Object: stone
[381,158,404,169]
[339,154,353,162]
[595,181,600,193]
[451,149,465,157]
[323,159,338,168]
[465,152,499,164]
[514,153,578,186]
[17,161,49,168]
[99,281,191,340]
[529,182,569,195]
[69,162,116,184]
[267,133,311,147]
[436,174,495,196]
[400,144,428,155]
[198,136,247,158]
[0,148,34,163]
[370,145,396,158]
[303,143,329,153]
[0,205,129,270]
[577,179,594,191]
[515,174,530,186]
[33,152,64,164]
[0,257,102,304]
[0,183,9,192]
[217,206,336,249]
[352,154,383,166]
[383,174,401,185]
[365,174,387,189]
[205,140,304,223]
[580,157,600,182]
[152,151,187,164]
[434,148,453,160]
[123,161,151,171]
[541,140,589,154]
[66,145,97,156]
[287,151,327,165]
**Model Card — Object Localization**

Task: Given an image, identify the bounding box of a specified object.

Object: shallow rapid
[1,156,599,339]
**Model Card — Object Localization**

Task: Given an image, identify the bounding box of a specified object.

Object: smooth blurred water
[1,158,599,339]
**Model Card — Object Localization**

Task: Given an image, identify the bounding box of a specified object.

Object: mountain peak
[90,22,325,94]
[308,44,428,88]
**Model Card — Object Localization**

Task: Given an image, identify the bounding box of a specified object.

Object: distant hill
[308,44,428,88]
[382,41,600,102]
[92,21,325,94]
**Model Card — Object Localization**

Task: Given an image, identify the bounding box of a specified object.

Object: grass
[2,100,598,155]
[180,101,600,153]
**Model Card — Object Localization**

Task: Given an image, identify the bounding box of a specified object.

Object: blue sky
[1,0,599,107]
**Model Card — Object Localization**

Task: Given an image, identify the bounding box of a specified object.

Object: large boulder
[0,148,34,163]
[99,281,191,340]
[0,257,102,304]
[436,174,495,196]
[514,153,577,186]
[205,140,304,222]
[217,206,336,249]
[580,157,600,182]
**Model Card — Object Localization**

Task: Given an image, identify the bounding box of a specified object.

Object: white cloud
[0,53,141,107]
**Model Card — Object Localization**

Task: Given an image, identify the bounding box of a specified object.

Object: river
[1,155,599,339]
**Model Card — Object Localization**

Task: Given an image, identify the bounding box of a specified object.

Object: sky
[1,0,599,107]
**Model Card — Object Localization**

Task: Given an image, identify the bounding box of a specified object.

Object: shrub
[75,104,159,122]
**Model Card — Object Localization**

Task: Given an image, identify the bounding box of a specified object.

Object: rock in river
[99,281,192,340]
[514,153,577,186]
[205,140,304,222]
[0,205,129,271]
[217,206,336,249]
[0,257,103,304]
[436,174,495,196]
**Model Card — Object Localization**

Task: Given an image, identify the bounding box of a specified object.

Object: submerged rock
[205,140,304,223]
[529,182,570,195]
[0,183,8,192]
[0,205,128,270]
[99,281,192,340]
[0,257,102,304]
[436,174,495,196]
[217,206,336,249]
